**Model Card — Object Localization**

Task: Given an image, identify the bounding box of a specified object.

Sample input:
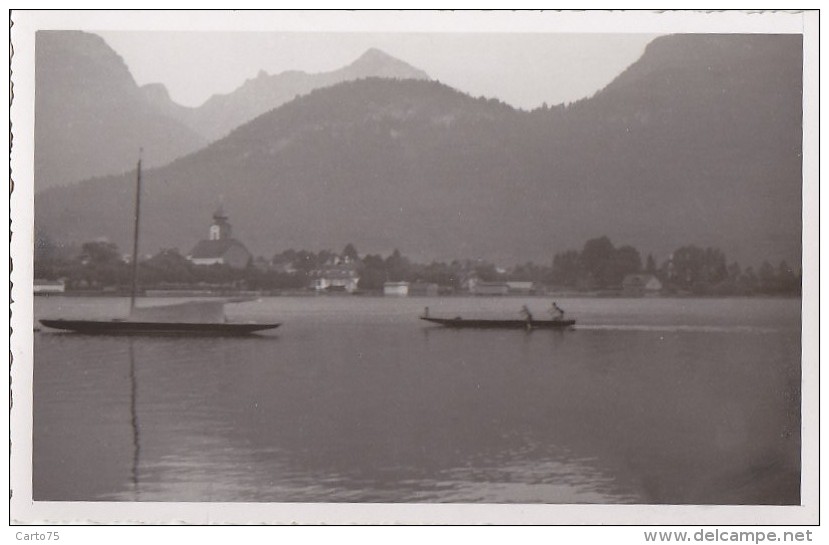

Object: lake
[32,295,801,504]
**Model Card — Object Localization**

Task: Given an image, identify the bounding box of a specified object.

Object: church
[188,206,252,269]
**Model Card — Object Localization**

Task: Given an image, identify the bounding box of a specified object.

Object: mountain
[147,47,431,142]
[526,33,803,266]
[34,34,803,268]
[34,31,208,191]
[33,33,429,191]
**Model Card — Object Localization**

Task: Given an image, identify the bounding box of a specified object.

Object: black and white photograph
[9,9,818,527]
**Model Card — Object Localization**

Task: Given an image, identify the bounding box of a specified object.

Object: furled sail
[128,300,226,324]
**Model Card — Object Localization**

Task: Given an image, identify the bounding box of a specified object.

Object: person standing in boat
[520,305,534,327]
[549,302,565,321]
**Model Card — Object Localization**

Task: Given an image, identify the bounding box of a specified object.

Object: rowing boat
[419,316,575,329]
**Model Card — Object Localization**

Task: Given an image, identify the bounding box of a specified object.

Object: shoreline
[32,290,803,300]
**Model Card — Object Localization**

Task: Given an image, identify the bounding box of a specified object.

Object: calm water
[33,296,801,504]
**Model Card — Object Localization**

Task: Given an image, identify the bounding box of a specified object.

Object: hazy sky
[98,32,658,110]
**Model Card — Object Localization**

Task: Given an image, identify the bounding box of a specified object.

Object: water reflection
[33,296,801,504]
[128,339,140,498]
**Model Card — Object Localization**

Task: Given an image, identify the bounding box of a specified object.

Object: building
[506,281,536,294]
[622,274,663,296]
[188,206,252,269]
[311,266,360,293]
[270,257,298,274]
[473,281,510,296]
[409,282,439,297]
[460,273,479,292]
[34,279,65,294]
[383,281,410,296]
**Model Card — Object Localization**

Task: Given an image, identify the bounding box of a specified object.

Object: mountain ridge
[34,31,208,190]
[35,32,432,190]
[147,47,431,141]
[34,34,803,268]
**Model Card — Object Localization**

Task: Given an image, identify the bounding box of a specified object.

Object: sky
[98,32,658,110]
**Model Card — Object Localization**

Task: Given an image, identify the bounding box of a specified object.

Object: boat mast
[129,149,143,312]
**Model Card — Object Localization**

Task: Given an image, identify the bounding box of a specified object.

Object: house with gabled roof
[311,265,360,293]
[622,273,663,296]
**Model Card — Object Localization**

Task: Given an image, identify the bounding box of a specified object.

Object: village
[18,16,810,523]
[33,206,801,298]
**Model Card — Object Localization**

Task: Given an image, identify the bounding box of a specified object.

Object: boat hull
[419,317,575,329]
[39,319,281,336]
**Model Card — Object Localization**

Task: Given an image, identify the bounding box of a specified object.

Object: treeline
[33,236,800,296]
[33,241,295,291]
[550,236,800,295]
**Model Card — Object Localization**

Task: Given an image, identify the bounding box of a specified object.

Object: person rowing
[520,305,534,327]
[549,301,565,321]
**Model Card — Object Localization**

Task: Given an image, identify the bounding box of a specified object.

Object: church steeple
[209,205,232,240]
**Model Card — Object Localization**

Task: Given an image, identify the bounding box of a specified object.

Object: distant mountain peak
[340,48,430,80]
[354,47,397,62]
[161,45,431,141]
[141,82,171,102]
[34,31,206,190]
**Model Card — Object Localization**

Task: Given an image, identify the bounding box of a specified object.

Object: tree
[142,248,193,284]
[76,241,129,288]
[758,260,776,291]
[610,245,642,285]
[509,261,544,283]
[578,236,616,287]
[81,241,122,265]
[727,261,742,281]
[358,253,387,290]
[34,232,57,264]
[474,262,500,282]
[578,237,640,288]
[34,233,71,280]
[551,250,580,286]
[645,254,657,274]
[580,237,615,280]
[777,260,800,294]
[385,249,411,281]
[702,247,728,284]
[671,245,703,287]
[741,266,758,292]
[317,249,336,266]
[273,248,298,265]
[418,261,458,288]
[342,243,359,262]
[291,250,318,272]
[362,254,385,270]
[357,268,387,291]
[670,245,727,291]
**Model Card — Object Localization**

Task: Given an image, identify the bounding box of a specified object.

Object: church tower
[189,204,251,269]
[209,205,233,240]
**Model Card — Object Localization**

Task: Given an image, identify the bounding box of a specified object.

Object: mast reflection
[127,338,140,499]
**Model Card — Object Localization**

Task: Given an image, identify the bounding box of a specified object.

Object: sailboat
[39,153,281,336]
